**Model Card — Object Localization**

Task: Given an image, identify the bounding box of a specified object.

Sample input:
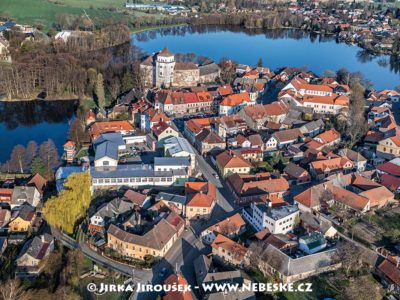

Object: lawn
[1,0,163,30]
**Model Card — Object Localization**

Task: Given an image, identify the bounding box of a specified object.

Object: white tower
[155,48,175,88]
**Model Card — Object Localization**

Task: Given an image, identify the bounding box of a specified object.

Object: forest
[0,24,145,101]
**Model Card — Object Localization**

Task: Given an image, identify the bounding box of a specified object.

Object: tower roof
[158,47,174,57]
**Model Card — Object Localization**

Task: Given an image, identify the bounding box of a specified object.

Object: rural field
[1,0,163,30]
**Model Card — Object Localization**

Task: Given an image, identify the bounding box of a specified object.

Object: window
[103,161,109,166]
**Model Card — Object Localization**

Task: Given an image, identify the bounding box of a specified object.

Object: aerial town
[2,0,400,300]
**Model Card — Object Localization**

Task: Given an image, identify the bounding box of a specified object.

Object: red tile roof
[220,92,251,107]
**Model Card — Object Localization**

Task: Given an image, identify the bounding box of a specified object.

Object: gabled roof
[216,151,252,169]
[185,182,216,208]
[273,128,303,143]
[27,174,47,195]
[195,128,224,144]
[220,92,251,107]
[211,234,247,261]
[207,213,245,235]
[314,128,341,144]
[378,259,400,285]
[284,162,309,179]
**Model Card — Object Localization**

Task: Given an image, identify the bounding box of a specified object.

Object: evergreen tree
[121,69,134,93]
[95,73,106,110]
[31,157,47,177]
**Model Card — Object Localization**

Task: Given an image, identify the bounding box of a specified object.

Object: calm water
[0,100,77,162]
[132,25,400,90]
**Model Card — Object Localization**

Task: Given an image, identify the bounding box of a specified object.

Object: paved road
[52,119,240,300]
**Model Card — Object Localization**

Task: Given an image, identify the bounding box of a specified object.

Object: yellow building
[185,182,216,220]
[107,212,184,260]
[215,150,252,177]
[377,136,400,160]
[8,206,36,232]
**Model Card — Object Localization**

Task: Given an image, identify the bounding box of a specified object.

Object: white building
[242,202,299,234]
[155,48,176,88]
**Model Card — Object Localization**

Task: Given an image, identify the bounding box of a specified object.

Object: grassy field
[1,0,163,30]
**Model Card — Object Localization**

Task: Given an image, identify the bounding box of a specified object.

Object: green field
[1,0,163,30]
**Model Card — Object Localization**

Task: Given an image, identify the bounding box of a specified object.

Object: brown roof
[164,274,193,300]
[211,234,248,261]
[216,150,252,169]
[28,173,47,194]
[108,218,177,250]
[185,182,216,208]
[273,128,304,143]
[90,121,134,139]
[123,190,147,206]
[158,47,174,57]
[359,186,393,207]
[207,213,246,236]
[284,163,309,179]
[227,173,289,197]
[196,128,224,144]
[378,259,400,285]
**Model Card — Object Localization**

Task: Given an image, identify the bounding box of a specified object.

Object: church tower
[155,47,175,88]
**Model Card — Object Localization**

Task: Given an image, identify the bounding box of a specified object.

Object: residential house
[273,129,304,149]
[123,190,151,209]
[63,141,76,163]
[309,156,353,180]
[258,245,340,283]
[195,128,226,155]
[193,254,254,297]
[242,202,299,234]
[27,173,47,196]
[11,186,41,209]
[226,173,289,205]
[215,150,252,177]
[211,234,248,266]
[201,213,246,244]
[152,122,179,143]
[8,205,37,232]
[239,102,289,130]
[15,234,54,278]
[0,188,13,204]
[185,182,217,220]
[214,115,247,138]
[299,119,325,137]
[377,135,400,160]
[377,259,400,291]
[283,163,311,185]
[313,128,341,147]
[219,92,253,116]
[107,212,185,260]
[184,118,212,144]
[338,148,367,172]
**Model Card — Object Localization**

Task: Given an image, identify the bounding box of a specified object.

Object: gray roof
[90,165,186,178]
[93,132,124,148]
[194,254,212,285]
[199,63,220,76]
[11,186,38,207]
[254,203,299,221]
[18,234,53,261]
[95,141,119,161]
[155,192,187,205]
[284,162,307,178]
[92,197,135,220]
[262,244,336,276]
[300,119,324,133]
[164,136,194,155]
[154,157,190,167]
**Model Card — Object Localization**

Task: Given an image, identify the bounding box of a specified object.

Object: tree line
[0,139,59,179]
[0,24,145,102]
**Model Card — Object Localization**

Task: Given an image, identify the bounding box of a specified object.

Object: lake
[2,26,400,163]
[132,25,400,90]
[0,100,77,163]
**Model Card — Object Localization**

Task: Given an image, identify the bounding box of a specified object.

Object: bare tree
[9,144,26,173]
[25,140,38,168]
[0,279,27,300]
[39,139,59,179]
